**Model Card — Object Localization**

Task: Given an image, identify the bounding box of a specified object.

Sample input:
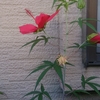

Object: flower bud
[77,0,85,10]
[87,33,100,44]
[57,55,68,66]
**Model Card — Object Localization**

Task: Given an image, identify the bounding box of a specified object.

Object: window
[82,0,99,66]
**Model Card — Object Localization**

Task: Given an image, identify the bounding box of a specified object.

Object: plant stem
[62,10,69,100]
[62,65,66,100]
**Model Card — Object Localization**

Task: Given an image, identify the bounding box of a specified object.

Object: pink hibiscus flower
[19,9,59,34]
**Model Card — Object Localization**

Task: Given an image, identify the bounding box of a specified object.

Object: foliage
[81,75,100,95]
[19,0,100,100]
[23,84,52,100]
[21,35,50,54]
[26,60,64,90]
[65,83,90,100]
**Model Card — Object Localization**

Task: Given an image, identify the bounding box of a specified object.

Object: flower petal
[90,34,100,43]
[35,13,50,28]
[48,10,59,22]
[19,24,38,34]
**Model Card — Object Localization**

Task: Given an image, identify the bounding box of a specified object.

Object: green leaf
[56,3,62,10]
[66,62,74,66]
[29,35,49,53]
[81,75,86,89]
[30,94,39,100]
[52,0,58,7]
[41,84,45,92]
[73,90,90,95]
[86,76,99,82]
[78,18,83,28]
[43,92,52,100]
[23,91,40,97]
[53,61,63,85]
[72,90,90,100]
[87,82,100,95]
[26,61,53,78]
[39,35,49,45]
[65,83,72,91]
[43,61,54,65]
[90,82,100,87]
[63,2,68,10]
[21,40,36,48]
[21,35,50,54]
[35,67,52,90]
[38,93,43,100]
[74,43,80,47]
[68,43,80,48]
[0,91,4,95]
[29,39,40,54]
[72,91,81,100]
[70,20,78,24]
[69,0,77,5]
[84,22,97,33]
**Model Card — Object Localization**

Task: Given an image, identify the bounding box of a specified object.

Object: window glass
[97,0,100,53]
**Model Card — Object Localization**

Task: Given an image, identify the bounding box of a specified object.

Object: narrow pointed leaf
[78,18,83,28]
[52,0,58,7]
[81,75,86,89]
[72,92,80,100]
[87,82,100,95]
[41,84,45,92]
[65,83,73,91]
[26,61,52,78]
[86,76,99,82]
[72,90,90,100]
[43,61,53,65]
[74,43,80,47]
[0,91,4,95]
[53,61,63,85]
[70,20,78,24]
[68,46,79,48]
[30,94,39,100]
[90,82,100,87]
[29,39,40,53]
[35,67,52,90]
[84,22,97,32]
[68,43,80,48]
[38,93,43,100]
[69,1,77,5]
[23,91,40,97]
[43,92,52,100]
[73,90,90,95]
[20,40,36,48]
[40,36,49,45]
[56,3,63,10]
[66,62,74,66]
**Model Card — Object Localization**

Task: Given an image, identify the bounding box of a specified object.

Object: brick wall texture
[0,0,100,100]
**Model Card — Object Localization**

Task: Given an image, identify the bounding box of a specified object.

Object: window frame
[83,0,99,66]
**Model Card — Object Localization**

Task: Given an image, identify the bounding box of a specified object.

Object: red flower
[87,33,100,43]
[19,9,59,34]
[90,34,100,43]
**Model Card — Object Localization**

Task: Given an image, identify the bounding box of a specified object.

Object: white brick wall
[0,0,100,100]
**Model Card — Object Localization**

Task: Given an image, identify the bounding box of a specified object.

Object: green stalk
[62,10,69,100]
[62,65,66,100]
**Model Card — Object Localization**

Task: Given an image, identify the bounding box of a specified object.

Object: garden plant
[19,0,100,100]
